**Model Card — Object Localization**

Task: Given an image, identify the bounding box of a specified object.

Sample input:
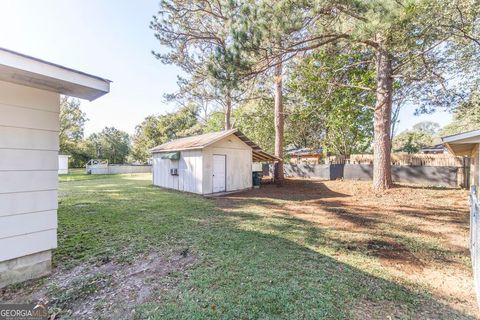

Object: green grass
[59,168,112,182]
[50,173,473,319]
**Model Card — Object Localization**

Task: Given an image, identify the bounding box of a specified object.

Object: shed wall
[202,135,252,194]
[0,80,58,263]
[152,150,203,194]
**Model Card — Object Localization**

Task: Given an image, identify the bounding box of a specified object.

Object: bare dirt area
[1,249,196,319]
[214,178,478,318]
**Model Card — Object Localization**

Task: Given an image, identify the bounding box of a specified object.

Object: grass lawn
[2,173,477,319]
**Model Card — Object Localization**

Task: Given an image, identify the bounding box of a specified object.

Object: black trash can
[252,171,263,188]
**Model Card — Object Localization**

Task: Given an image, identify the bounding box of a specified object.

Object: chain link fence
[469,185,480,307]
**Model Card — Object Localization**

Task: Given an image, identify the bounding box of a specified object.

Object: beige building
[58,155,70,175]
[286,147,323,165]
[443,129,480,193]
[151,129,277,195]
[0,48,110,288]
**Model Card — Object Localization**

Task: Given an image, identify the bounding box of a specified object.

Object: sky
[0,0,453,136]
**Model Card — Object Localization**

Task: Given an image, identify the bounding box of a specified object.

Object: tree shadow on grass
[137,205,476,319]
[223,179,351,202]
[5,175,473,319]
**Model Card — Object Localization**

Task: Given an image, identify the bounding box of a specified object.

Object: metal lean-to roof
[151,129,280,162]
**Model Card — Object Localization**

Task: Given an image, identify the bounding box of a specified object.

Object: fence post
[469,185,480,308]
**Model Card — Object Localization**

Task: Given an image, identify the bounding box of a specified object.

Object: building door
[213,154,226,193]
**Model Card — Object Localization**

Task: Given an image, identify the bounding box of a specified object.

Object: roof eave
[442,129,480,143]
[0,47,110,101]
[151,146,204,153]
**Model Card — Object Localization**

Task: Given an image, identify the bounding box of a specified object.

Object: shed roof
[151,129,280,162]
[442,129,480,156]
[0,47,110,101]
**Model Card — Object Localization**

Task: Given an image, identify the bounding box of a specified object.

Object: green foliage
[151,1,252,129]
[285,102,325,151]
[441,90,480,136]
[412,121,441,136]
[341,0,480,112]
[203,99,276,153]
[288,49,375,155]
[59,97,89,167]
[87,127,131,164]
[233,99,276,154]
[392,129,434,153]
[59,97,87,143]
[203,111,225,133]
[62,140,96,168]
[130,105,199,163]
[58,97,136,166]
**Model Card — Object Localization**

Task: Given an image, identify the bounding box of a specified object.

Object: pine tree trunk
[225,93,232,130]
[373,47,393,191]
[274,59,284,184]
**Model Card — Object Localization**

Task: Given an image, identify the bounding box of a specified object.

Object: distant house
[442,130,480,192]
[286,147,323,164]
[419,144,446,154]
[0,48,110,288]
[151,129,278,195]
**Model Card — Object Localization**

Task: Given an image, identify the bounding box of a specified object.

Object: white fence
[470,185,480,307]
[107,164,152,174]
[86,159,151,175]
[86,159,109,174]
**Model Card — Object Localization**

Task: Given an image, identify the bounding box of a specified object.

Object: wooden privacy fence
[327,153,468,167]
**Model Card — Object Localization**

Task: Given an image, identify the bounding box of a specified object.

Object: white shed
[151,129,278,195]
[58,155,70,175]
[0,48,110,288]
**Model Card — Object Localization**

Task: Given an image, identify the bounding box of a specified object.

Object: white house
[0,48,110,288]
[443,129,480,192]
[151,129,278,195]
[58,155,70,175]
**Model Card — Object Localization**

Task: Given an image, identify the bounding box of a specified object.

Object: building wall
[0,80,58,286]
[202,135,252,194]
[58,155,69,175]
[152,150,203,194]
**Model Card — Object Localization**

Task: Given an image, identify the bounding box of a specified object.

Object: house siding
[0,80,58,267]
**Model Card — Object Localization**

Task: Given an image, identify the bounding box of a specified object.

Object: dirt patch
[213,178,477,317]
[325,207,376,226]
[365,239,425,272]
[2,249,197,319]
[353,298,473,320]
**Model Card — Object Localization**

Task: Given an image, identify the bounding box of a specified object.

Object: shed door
[213,154,226,193]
